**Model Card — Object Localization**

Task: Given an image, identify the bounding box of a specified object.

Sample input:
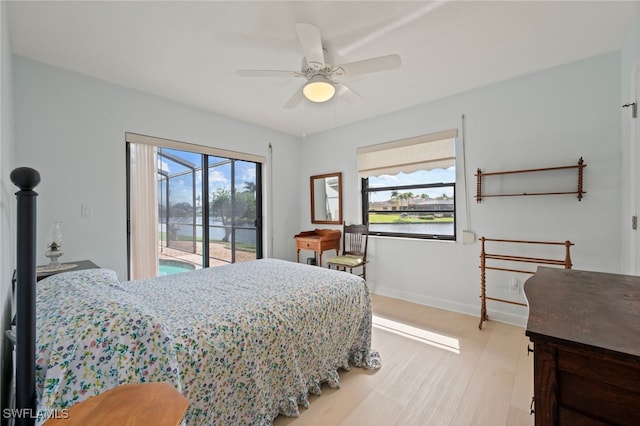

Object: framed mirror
[310,172,343,224]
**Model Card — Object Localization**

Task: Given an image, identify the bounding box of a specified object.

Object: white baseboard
[370,286,528,328]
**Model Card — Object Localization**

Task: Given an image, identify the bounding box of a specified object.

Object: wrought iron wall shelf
[475,157,586,203]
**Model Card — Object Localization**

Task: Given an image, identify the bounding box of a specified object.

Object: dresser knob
[527,344,534,355]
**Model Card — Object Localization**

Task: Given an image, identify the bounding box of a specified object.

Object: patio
[158,240,256,269]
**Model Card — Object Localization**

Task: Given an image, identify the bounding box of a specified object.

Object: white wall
[8,20,639,332]
[300,52,623,325]
[12,57,301,280]
[0,0,15,409]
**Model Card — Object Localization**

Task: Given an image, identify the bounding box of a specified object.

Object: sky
[158,148,454,205]
[368,167,455,201]
[158,148,257,206]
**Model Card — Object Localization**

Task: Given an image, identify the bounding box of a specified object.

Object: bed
[34,260,380,424]
[12,167,380,426]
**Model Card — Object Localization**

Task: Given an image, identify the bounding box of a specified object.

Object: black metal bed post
[10,167,40,426]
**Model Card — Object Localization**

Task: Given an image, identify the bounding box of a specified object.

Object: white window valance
[357,129,457,178]
[126,132,266,164]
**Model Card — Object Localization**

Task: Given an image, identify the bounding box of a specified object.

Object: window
[359,130,457,240]
[126,132,265,279]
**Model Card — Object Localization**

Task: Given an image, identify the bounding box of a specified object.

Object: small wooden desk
[294,229,341,267]
[43,382,188,426]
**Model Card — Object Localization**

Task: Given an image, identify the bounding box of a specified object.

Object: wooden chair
[326,222,369,280]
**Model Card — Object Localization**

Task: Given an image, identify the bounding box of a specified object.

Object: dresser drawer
[557,349,640,425]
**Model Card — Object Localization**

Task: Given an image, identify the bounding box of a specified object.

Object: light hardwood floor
[274,294,534,426]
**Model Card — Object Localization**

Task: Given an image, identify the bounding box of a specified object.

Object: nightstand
[36,259,99,281]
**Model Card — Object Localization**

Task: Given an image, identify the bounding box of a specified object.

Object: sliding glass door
[208,157,261,265]
[128,141,262,277]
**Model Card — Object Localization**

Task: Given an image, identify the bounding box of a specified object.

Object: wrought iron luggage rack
[478,237,573,329]
[475,157,586,203]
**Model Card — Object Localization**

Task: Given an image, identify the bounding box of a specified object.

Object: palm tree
[395,192,414,210]
[243,181,256,193]
[391,190,400,209]
[210,188,232,242]
[405,192,414,209]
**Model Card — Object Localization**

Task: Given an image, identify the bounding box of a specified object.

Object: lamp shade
[303,75,335,103]
[48,221,63,247]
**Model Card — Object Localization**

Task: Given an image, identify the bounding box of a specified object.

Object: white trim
[634,63,640,274]
[370,286,527,327]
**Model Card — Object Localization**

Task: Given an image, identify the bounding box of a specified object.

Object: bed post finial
[10,167,40,191]
[11,166,40,426]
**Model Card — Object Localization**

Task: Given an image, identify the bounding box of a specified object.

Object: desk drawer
[298,240,320,250]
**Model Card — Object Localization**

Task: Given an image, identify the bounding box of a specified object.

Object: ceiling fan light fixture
[303,75,335,103]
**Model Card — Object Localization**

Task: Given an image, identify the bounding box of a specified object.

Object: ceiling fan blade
[335,83,364,107]
[236,69,299,77]
[295,23,325,67]
[335,54,401,77]
[283,86,305,109]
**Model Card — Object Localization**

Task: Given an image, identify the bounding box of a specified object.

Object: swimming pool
[159,259,196,276]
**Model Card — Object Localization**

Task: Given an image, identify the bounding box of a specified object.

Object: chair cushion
[327,255,365,267]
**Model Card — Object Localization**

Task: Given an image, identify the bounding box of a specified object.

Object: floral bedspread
[36,258,380,425]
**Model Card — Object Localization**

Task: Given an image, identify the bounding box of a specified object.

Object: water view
[161,219,256,245]
[369,222,454,235]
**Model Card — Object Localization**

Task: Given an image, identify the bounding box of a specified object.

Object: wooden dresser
[524,267,640,425]
[294,229,341,267]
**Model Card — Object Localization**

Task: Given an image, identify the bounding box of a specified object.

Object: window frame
[361,178,456,241]
[125,132,264,279]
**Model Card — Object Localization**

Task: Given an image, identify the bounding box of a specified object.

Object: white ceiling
[7,1,640,137]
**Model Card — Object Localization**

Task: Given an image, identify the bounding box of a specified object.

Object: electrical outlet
[509,277,520,294]
[81,205,92,218]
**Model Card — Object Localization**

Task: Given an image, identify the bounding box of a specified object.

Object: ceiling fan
[236,23,401,109]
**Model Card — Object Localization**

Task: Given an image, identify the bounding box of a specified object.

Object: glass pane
[234,161,257,262]
[158,148,202,270]
[368,168,455,188]
[151,148,261,272]
[368,185,454,237]
[158,175,167,248]
[208,158,232,265]
[209,226,232,265]
[368,215,455,236]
